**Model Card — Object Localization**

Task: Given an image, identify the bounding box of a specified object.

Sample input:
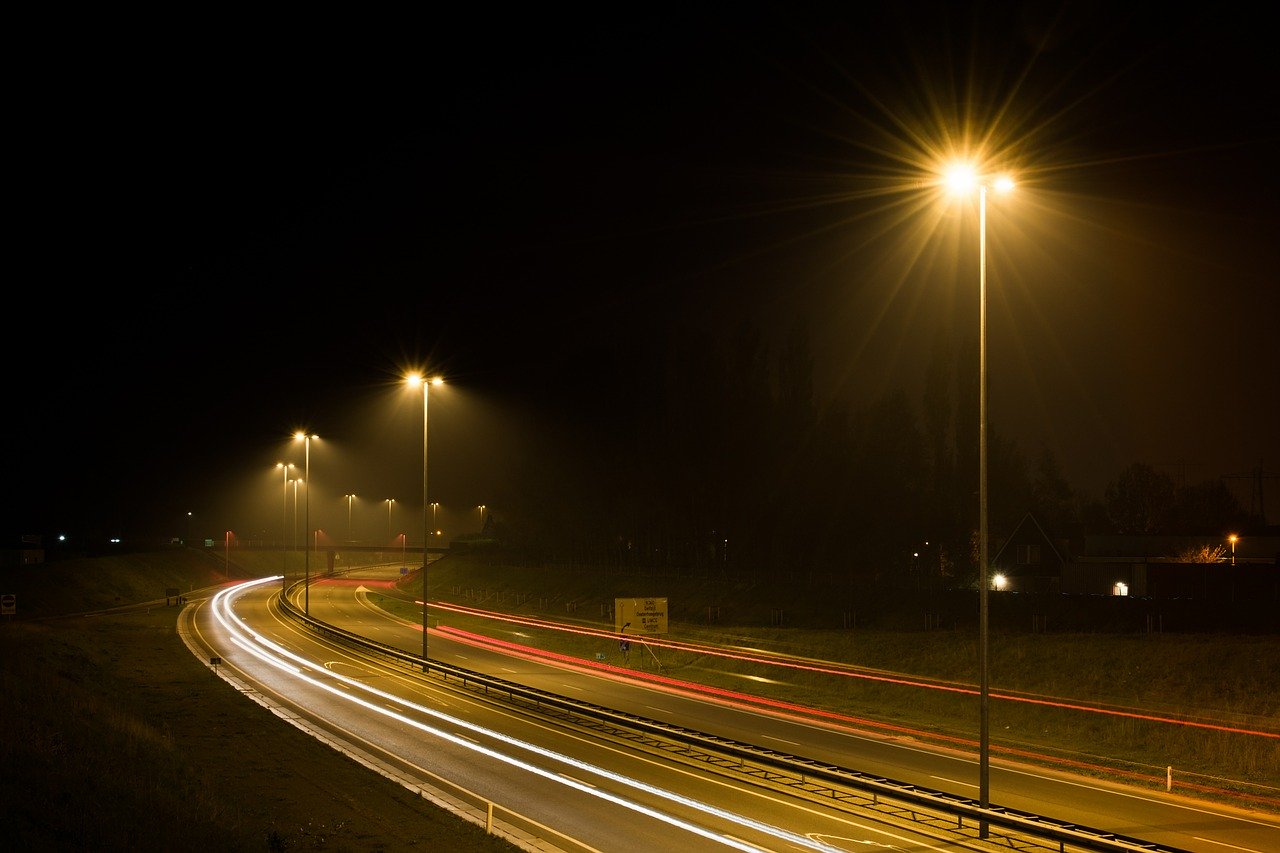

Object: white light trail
[212,578,847,852]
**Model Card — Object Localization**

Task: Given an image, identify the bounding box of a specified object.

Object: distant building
[0,534,46,568]
[991,513,1279,599]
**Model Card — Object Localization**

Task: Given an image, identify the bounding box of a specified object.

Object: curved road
[183,569,1280,853]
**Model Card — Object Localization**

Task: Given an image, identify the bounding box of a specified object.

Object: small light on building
[1113,581,1128,597]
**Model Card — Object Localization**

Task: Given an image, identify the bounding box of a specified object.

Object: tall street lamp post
[431,502,439,542]
[385,498,395,545]
[291,477,301,569]
[1228,534,1238,566]
[277,463,294,574]
[407,372,443,671]
[345,494,356,542]
[295,432,317,615]
[946,163,1014,837]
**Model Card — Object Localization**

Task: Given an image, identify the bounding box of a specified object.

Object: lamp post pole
[1228,534,1238,566]
[345,494,355,542]
[944,164,1013,839]
[407,372,443,671]
[386,499,394,545]
[296,432,316,615]
[291,478,301,570]
[977,180,991,834]
[277,463,293,574]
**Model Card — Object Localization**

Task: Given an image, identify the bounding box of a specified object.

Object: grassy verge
[392,554,1280,808]
[0,547,520,852]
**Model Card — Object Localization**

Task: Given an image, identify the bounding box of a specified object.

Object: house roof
[991,512,1068,568]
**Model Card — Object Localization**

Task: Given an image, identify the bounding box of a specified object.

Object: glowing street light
[295,432,318,615]
[344,493,356,542]
[1228,534,1238,566]
[407,372,444,670]
[385,498,395,544]
[431,501,439,542]
[477,504,487,531]
[944,160,1015,835]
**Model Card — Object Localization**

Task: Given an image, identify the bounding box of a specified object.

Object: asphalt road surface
[183,567,1280,853]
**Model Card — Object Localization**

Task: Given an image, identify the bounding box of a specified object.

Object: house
[989,513,1068,593]
[992,515,1279,600]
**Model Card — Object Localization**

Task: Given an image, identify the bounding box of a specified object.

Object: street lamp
[291,477,302,568]
[385,498,395,544]
[345,494,356,542]
[477,504,486,531]
[945,162,1014,835]
[407,372,443,671]
[1228,534,1238,566]
[431,502,439,543]
[399,532,407,568]
[295,432,317,615]
[277,463,295,573]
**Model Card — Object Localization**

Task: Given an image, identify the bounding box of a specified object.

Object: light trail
[435,625,1280,811]
[212,577,849,853]
[430,601,1279,739]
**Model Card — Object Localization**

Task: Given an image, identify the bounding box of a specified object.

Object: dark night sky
[6,4,1279,544]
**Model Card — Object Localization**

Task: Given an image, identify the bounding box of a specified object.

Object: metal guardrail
[278,584,1192,853]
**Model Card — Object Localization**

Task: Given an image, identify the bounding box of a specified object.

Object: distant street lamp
[385,498,395,544]
[277,463,295,573]
[345,494,356,542]
[291,477,302,566]
[431,502,439,543]
[399,532,407,568]
[407,372,443,671]
[945,162,1015,836]
[295,432,317,615]
[477,504,487,531]
[1228,534,1238,566]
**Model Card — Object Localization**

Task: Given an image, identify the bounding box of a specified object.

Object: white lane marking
[932,776,976,789]
[1192,839,1265,853]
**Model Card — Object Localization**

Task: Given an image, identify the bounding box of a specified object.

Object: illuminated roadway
[183,567,1280,853]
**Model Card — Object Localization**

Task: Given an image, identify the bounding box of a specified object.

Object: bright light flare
[943,162,1014,196]
[944,163,977,194]
[406,372,444,389]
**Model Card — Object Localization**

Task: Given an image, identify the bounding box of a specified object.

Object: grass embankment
[0,547,519,852]
[387,554,1280,808]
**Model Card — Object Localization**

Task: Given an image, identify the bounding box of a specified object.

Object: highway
[182,567,1280,853]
